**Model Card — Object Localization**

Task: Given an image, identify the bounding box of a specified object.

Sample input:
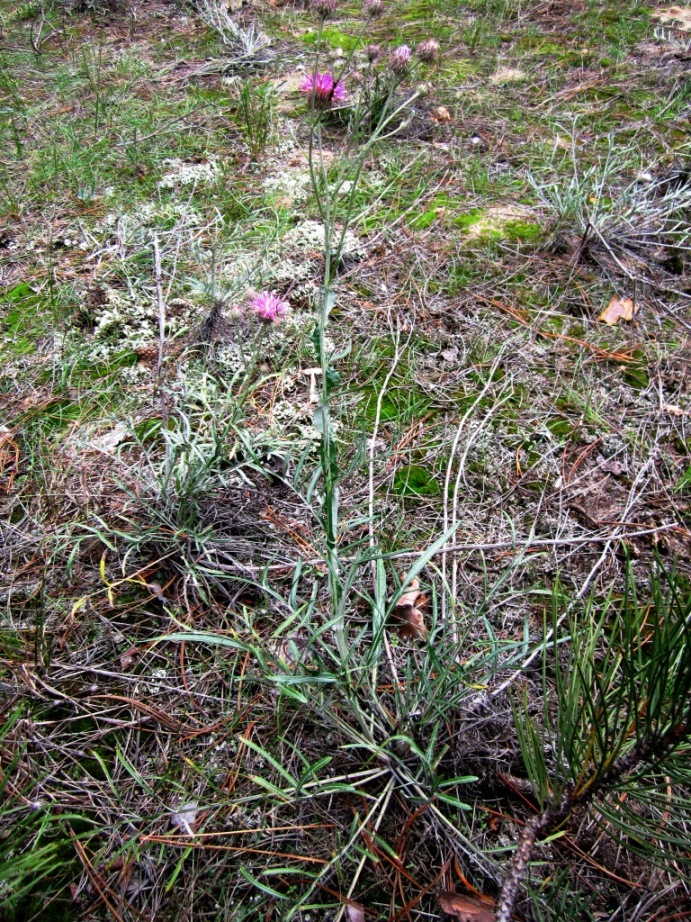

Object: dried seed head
[415,39,440,63]
[364,43,381,62]
[310,0,338,19]
[363,0,384,17]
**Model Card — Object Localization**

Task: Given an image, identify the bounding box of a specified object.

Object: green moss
[362,386,430,423]
[546,415,578,440]
[439,58,478,84]
[409,194,452,230]
[71,349,138,384]
[0,283,51,358]
[622,351,650,390]
[392,464,441,498]
[447,264,473,295]
[302,28,361,53]
[23,398,82,435]
[454,209,484,229]
[409,209,437,230]
[531,41,563,56]
[503,220,542,243]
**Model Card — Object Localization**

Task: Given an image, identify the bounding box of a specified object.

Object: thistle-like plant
[302,3,438,656]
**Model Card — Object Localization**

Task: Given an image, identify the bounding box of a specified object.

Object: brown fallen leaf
[661,403,687,417]
[597,455,625,476]
[391,578,427,639]
[439,891,495,922]
[598,296,637,325]
[432,105,452,122]
[398,578,421,609]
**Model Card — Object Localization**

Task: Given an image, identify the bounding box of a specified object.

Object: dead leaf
[391,578,427,639]
[439,891,495,922]
[398,578,421,609]
[653,6,691,31]
[598,296,637,325]
[90,422,129,454]
[661,403,687,416]
[597,455,625,476]
[398,606,427,638]
[346,904,366,922]
[432,105,452,122]
[171,802,198,835]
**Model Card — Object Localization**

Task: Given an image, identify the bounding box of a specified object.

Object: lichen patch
[489,66,527,84]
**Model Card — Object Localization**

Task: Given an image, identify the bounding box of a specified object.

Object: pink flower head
[389,44,411,75]
[300,72,347,109]
[251,291,290,323]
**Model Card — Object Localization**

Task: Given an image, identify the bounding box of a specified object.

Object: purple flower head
[415,39,440,63]
[300,72,347,109]
[363,0,384,17]
[389,44,411,76]
[251,291,290,323]
[310,0,338,19]
[364,43,381,62]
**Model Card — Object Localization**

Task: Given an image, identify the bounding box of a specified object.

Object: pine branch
[496,718,690,922]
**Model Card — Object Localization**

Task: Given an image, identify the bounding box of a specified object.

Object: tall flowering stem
[303,20,429,666]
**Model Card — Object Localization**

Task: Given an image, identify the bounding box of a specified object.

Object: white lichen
[158,157,220,189]
[283,219,362,256]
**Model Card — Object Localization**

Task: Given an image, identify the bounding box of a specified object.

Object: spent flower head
[310,0,338,18]
[250,291,290,323]
[415,39,440,63]
[300,72,347,109]
[389,44,411,76]
[363,0,384,17]
[364,43,381,62]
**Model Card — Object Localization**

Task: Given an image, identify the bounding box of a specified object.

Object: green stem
[304,40,423,665]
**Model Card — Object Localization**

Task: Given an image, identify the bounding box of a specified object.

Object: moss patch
[302,28,361,53]
[392,463,441,498]
[0,283,51,358]
[455,205,542,245]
